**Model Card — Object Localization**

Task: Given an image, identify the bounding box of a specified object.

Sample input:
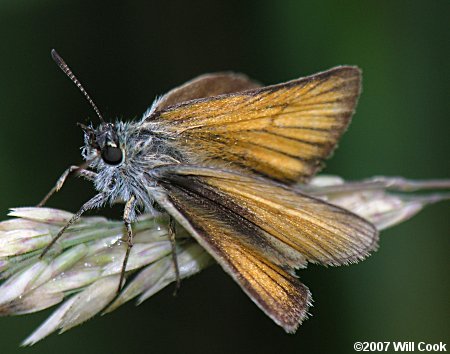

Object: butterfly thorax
[81,120,182,212]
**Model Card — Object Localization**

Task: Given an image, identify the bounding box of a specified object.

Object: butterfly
[40,50,378,333]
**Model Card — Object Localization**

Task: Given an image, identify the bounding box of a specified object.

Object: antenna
[51,49,105,123]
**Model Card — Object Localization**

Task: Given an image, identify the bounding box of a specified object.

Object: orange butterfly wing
[150,166,378,332]
[146,66,361,183]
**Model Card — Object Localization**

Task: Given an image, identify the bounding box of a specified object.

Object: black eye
[101,146,123,165]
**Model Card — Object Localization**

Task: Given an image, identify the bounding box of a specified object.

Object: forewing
[150,165,377,331]
[147,66,361,183]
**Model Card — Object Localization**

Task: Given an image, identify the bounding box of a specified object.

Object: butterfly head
[79,121,153,208]
[79,122,125,167]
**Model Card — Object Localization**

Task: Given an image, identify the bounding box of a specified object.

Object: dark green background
[0,1,448,353]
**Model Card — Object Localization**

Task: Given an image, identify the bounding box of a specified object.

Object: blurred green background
[0,1,448,353]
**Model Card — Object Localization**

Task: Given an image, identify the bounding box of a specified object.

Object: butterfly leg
[40,192,107,258]
[38,164,97,207]
[168,215,181,294]
[118,196,137,293]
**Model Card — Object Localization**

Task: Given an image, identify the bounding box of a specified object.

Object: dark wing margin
[146,66,362,183]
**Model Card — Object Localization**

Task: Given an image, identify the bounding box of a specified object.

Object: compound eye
[101,146,123,165]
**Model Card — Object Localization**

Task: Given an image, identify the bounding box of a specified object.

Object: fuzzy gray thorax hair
[81,120,181,213]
